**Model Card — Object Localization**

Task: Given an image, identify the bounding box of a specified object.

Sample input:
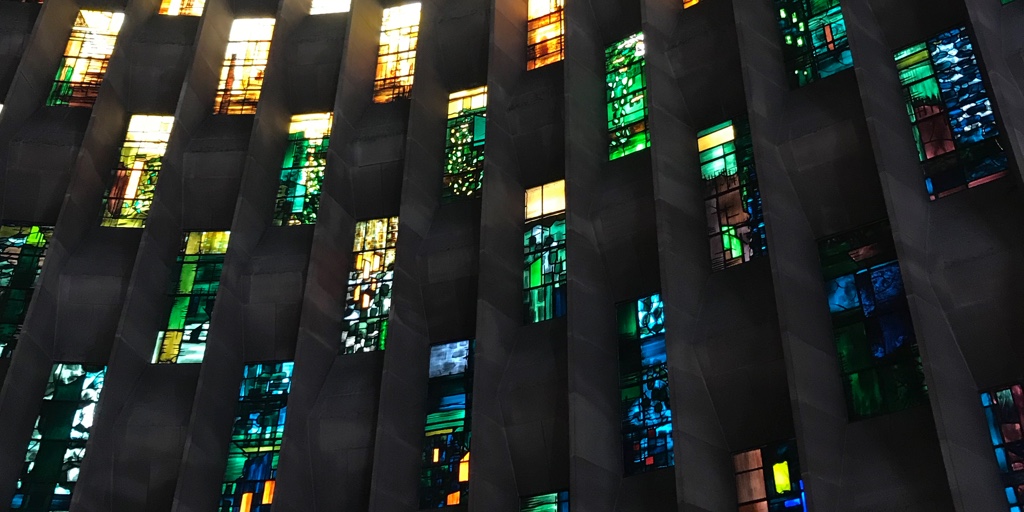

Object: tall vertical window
[524,180,566,323]
[420,340,472,508]
[894,27,1007,200]
[153,231,230,364]
[617,293,673,475]
[526,0,564,70]
[12,364,105,511]
[373,3,421,103]
[521,492,569,511]
[342,217,398,353]
[273,113,332,225]
[220,362,293,512]
[214,19,275,115]
[733,440,806,512]
[773,0,852,87]
[981,384,1024,512]
[443,87,487,201]
[158,0,205,15]
[47,11,124,107]
[100,115,175,228]
[310,0,350,14]
[818,221,927,420]
[0,225,52,359]
[698,118,766,271]
[607,33,649,161]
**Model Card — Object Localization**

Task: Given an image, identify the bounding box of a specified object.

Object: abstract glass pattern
[12,364,105,511]
[154,231,230,364]
[981,384,1024,512]
[47,11,124,107]
[100,115,174,228]
[374,3,421,103]
[158,0,205,15]
[773,0,852,87]
[527,0,564,70]
[617,293,673,475]
[698,118,766,271]
[220,362,293,512]
[214,19,275,115]
[0,225,52,359]
[421,341,472,508]
[521,491,569,512]
[607,33,649,160]
[819,221,927,420]
[895,27,1007,200]
[310,0,350,14]
[343,217,398,353]
[733,440,807,512]
[524,181,566,323]
[443,87,487,201]
[273,113,332,225]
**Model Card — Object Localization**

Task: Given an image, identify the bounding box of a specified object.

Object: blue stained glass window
[980,384,1024,510]
[421,340,472,508]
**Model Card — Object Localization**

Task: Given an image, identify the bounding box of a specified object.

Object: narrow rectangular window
[894,27,1007,200]
[697,118,766,271]
[0,225,52,358]
[617,293,673,474]
[342,217,399,353]
[420,340,472,508]
[607,33,649,161]
[310,0,350,14]
[443,87,487,201]
[274,113,332,225]
[526,0,564,70]
[521,491,569,511]
[214,19,275,115]
[153,231,231,364]
[158,0,205,16]
[100,115,174,227]
[12,364,106,511]
[220,362,293,512]
[980,384,1024,511]
[47,11,124,107]
[524,180,566,323]
[374,3,421,103]
[818,221,927,420]
[733,440,806,511]
[773,0,852,87]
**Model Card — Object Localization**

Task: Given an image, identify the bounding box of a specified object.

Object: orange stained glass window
[683,0,700,7]
[47,11,124,108]
[158,0,205,15]
[214,18,275,115]
[373,3,421,103]
[527,0,564,70]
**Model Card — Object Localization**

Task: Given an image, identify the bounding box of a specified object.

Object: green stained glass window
[420,340,472,508]
[274,113,332,225]
[101,115,174,227]
[524,181,566,323]
[606,32,649,160]
[154,231,231,364]
[343,217,398,353]
[521,491,569,511]
[773,0,852,87]
[0,224,52,358]
[443,87,487,201]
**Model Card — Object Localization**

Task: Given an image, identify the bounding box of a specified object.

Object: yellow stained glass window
[343,217,399,353]
[214,18,275,115]
[683,0,700,7]
[158,0,205,16]
[101,115,175,228]
[527,0,564,70]
[310,0,350,14]
[374,3,421,103]
[46,11,124,108]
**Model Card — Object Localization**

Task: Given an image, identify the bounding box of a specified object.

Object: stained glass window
[47,11,124,108]
[607,33,649,161]
[894,27,1007,200]
[527,0,564,70]
[0,225,52,359]
[12,364,106,511]
[773,0,852,87]
[617,293,673,475]
[521,491,569,511]
[220,362,293,512]
[683,0,700,6]
[310,0,350,14]
[698,118,766,271]
[733,440,806,512]
[214,19,275,115]
[524,180,566,324]
[153,231,230,364]
[158,0,205,15]
[373,3,421,103]
[981,384,1024,512]
[818,221,927,420]
[273,113,332,225]
[420,340,472,508]
[342,217,398,353]
[100,115,174,228]
[443,87,487,201]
